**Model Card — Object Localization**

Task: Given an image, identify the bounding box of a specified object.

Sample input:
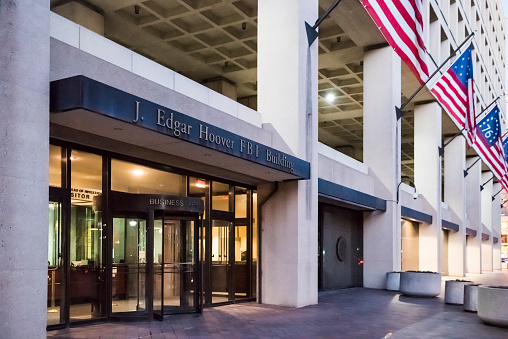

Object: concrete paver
[48,270,508,339]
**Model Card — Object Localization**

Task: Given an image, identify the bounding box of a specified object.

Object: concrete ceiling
[50,0,471,180]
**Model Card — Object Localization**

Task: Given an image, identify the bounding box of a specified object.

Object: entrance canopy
[50,76,310,183]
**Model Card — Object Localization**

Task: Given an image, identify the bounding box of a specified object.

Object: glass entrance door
[112,217,147,315]
[154,215,199,319]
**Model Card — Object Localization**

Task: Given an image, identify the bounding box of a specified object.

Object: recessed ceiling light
[325,93,336,103]
[70,156,77,160]
[204,153,211,157]
[133,169,143,176]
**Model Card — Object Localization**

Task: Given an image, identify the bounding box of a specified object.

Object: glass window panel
[252,191,257,298]
[112,218,147,314]
[212,182,231,211]
[49,144,63,188]
[69,150,104,321]
[111,159,186,195]
[235,187,247,218]
[189,177,208,219]
[47,201,63,326]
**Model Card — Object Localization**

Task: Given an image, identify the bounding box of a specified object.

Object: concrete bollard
[444,280,474,305]
[463,284,480,312]
[386,272,400,291]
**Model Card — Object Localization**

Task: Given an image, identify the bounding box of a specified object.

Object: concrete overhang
[50,76,310,183]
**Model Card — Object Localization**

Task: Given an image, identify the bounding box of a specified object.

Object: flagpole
[480,175,494,191]
[492,188,504,201]
[438,97,500,156]
[396,32,475,120]
[464,157,481,177]
[305,0,343,45]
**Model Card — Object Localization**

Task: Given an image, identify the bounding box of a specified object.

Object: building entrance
[153,215,199,318]
[110,192,204,320]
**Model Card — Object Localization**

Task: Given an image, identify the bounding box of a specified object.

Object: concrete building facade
[0,0,506,337]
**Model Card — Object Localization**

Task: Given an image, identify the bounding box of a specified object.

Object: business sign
[109,191,204,214]
[50,76,310,179]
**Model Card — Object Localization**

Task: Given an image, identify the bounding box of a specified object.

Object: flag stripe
[361,0,429,85]
[429,45,475,147]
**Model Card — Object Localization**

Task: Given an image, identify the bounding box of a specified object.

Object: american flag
[360,0,429,85]
[473,105,508,191]
[430,45,476,147]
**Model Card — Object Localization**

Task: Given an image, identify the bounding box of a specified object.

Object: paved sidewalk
[48,271,508,339]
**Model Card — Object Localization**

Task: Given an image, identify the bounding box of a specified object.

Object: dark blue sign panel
[50,76,310,179]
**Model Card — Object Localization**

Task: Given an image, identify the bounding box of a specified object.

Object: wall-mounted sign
[71,188,101,202]
[50,76,310,179]
[109,191,204,214]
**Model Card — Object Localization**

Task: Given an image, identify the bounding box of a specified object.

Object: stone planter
[399,271,441,297]
[385,272,400,291]
[477,286,508,327]
[463,284,480,312]
[444,280,474,305]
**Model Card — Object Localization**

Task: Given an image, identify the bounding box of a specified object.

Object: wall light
[133,169,143,176]
[396,178,418,203]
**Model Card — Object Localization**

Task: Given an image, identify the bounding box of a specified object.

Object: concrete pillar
[363,46,401,288]
[0,1,50,338]
[481,172,493,271]
[444,136,466,276]
[492,183,502,270]
[257,0,318,307]
[465,158,482,273]
[414,103,442,272]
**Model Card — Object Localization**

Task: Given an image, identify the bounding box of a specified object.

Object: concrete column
[444,136,466,276]
[465,158,482,273]
[363,46,401,288]
[257,0,318,307]
[414,103,442,272]
[492,183,502,270]
[0,1,50,338]
[481,172,493,271]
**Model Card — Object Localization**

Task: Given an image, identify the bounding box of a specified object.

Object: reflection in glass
[211,220,232,303]
[112,218,147,314]
[189,177,207,219]
[212,182,231,211]
[252,191,258,298]
[69,150,104,322]
[49,145,63,188]
[47,201,63,326]
[234,225,248,298]
[235,187,247,218]
[111,159,186,195]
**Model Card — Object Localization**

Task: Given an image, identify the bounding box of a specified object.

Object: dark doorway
[318,204,363,290]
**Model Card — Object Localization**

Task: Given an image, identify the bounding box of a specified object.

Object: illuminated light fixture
[89,228,99,231]
[129,220,137,227]
[133,169,143,176]
[196,179,207,188]
[325,93,336,103]
[70,156,77,160]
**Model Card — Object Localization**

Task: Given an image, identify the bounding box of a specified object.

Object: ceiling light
[129,220,137,227]
[70,156,77,160]
[133,169,143,176]
[196,179,207,188]
[325,93,336,103]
